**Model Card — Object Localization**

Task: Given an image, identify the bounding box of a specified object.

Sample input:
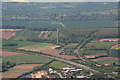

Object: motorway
[35,53,99,73]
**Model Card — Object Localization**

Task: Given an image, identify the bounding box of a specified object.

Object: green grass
[65,43,78,49]
[13,29,40,40]
[2,40,38,49]
[18,43,58,51]
[64,20,117,28]
[3,54,52,64]
[96,59,119,64]
[84,42,118,49]
[46,61,71,69]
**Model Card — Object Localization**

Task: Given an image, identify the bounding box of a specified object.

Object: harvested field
[17,43,77,60]
[38,49,78,60]
[0,51,23,57]
[0,32,15,40]
[99,38,120,42]
[17,43,60,51]
[91,38,120,42]
[2,64,42,78]
[110,44,120,49]
[90,57,120,61]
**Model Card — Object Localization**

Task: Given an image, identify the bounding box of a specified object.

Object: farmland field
[1,51,23,57]
[64,43,78,49]
[3,54,52,64]
[91,57,120,65]
[17,43,60,51]
[38,49,78,60]
[83,42,118,50]
[2,64,42,78]
[12,29,40,40]
[110,44,120,50]
[2,40,38,49]
[0,32,15,40]
[64,20,117,28]
[46,61,71,69]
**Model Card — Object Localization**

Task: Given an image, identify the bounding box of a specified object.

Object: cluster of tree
[2,61,16,72]
[2,26,25,29]
[3,43,18,46]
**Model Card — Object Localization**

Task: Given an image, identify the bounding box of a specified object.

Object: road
[34,53,99,73]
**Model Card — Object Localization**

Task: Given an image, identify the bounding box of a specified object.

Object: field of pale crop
[17,43,59,51]
[64,43,78,49]
[2,64,42,78]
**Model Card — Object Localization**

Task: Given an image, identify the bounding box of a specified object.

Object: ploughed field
[17,43,78,60]
[110,44,120,50]
[0,51,23,57]
[0,32,15,40]
[2,64,42,78]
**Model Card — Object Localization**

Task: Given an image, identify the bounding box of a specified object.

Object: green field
[12,29,40,40]
[64,20,117,28]
[46,61,71,69]
[83,42,118,50]
[96,59,119,65]
[64,43,78,49]
[78,42,118,56]
[18,43,58,51]
[3,54,52,64]
[2,40,38,49]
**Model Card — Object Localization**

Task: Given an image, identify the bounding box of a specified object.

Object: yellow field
[17,43,60,51]
[2,64,42,78]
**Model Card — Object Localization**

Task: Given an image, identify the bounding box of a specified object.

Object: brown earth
[2,64,42,78]
[0,32,15,40]
[110,44,120,49]
[0,51,24,57]
[38,49,78,60]
[90,57,120,61]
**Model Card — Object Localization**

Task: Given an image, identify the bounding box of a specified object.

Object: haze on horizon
[3,0,119,2]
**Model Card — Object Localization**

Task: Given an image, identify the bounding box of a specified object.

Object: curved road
[35,53,99,73]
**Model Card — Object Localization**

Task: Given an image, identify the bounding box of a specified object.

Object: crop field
[2,64,42,78]
[110,44,120,50]
[0,51,24,57]
[64,20,117,28]
[64,43,78,49]
[3,54,52,64]
[90,57,120,65]
[17,43,78,60]
[2,40,38,49]
[38,49,78,60]
[0,29,22,31]
[83,42,118,50]
[17,43,60,51]
[0,32,15,40]
[46,61,71,69]
[12,29,40,40]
